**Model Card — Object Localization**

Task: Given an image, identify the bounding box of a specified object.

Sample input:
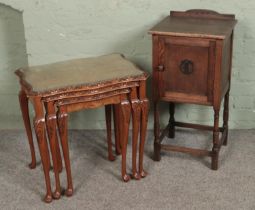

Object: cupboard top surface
[149,15,237,40]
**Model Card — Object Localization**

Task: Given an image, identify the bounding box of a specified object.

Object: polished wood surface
[44,101,62,199]
[19,90,36,169]
[105,105,115,161]
[151,9,236,170]
[162,36,211,99]
[32,96,52,202]
[130,87,141,180]
[149,10,237,39]
[120,99,132,182]
[113,104,121,155]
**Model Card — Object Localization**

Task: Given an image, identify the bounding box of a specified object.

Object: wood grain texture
[139,98,149,177]
[138,80,149,177]
[151,9,236,170]
[45,101,61,199]
[113,104,121,155]
[16,54,149,202]
[57,106,73,197]
[19,90,36,169]
[105,105,115,161]
[149,10,237,39]
[32,97,52,203]
[168,103,175,138]
[120,100,131,182]
[130,87,141,180]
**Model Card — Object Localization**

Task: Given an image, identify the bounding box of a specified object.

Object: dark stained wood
[168,103,175,138]
[150,9,237,170]
[171,10,235,20]
[152,35,160,100]
[161,144,212,157]
[212,108,220,170]
[153,101,161,161]
[174,121,224,132]
[163,38,209,96]
[149,10,237,40]
[221,126,228,146]
[223,90,229,146]
[161,92,210,105]
[113,104,121,155]
[105,105,115,161]
[208,41,216,102]
[159,124,170,143]
[222,32,234,145]
[160,36,216,104]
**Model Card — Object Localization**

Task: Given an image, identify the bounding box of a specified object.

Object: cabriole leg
[45,101,61,199]
[32,97,52,203]
[139,99,149,178]
[131,97,141,180]
[57,106,73,197]
[19,90,36,169]
[120,100,131,182]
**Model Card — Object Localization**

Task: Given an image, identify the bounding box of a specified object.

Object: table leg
[19,90,36,169]
[45,101,62,199]
[57,106,73,196]
[139,99,149,178]
[105,105,115,161]
[212,107,220,170]
[32,97,52,203]
[120,100,131,182]
[138,80,149,177]
[154,101,161,161]
[113,104,121,155]
[56,137,63,173]
[168,102,175,138]
[223,90,229,146]
[131,98,141,180]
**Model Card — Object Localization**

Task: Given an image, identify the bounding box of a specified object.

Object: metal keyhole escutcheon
[180,59,194,75]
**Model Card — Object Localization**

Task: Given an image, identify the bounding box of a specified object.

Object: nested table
[15,54,149,203]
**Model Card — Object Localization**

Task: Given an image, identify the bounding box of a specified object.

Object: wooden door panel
[159,36,215,104]
[164,44,209,95]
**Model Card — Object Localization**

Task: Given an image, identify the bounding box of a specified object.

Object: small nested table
[149,10,237,169]
[15,54,149,203]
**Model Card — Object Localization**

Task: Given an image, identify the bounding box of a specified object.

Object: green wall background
[0,0,255,129]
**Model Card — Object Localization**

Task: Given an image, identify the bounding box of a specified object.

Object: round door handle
[157,65,164,71]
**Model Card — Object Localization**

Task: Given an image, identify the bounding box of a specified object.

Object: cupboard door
[159,36,215,104]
